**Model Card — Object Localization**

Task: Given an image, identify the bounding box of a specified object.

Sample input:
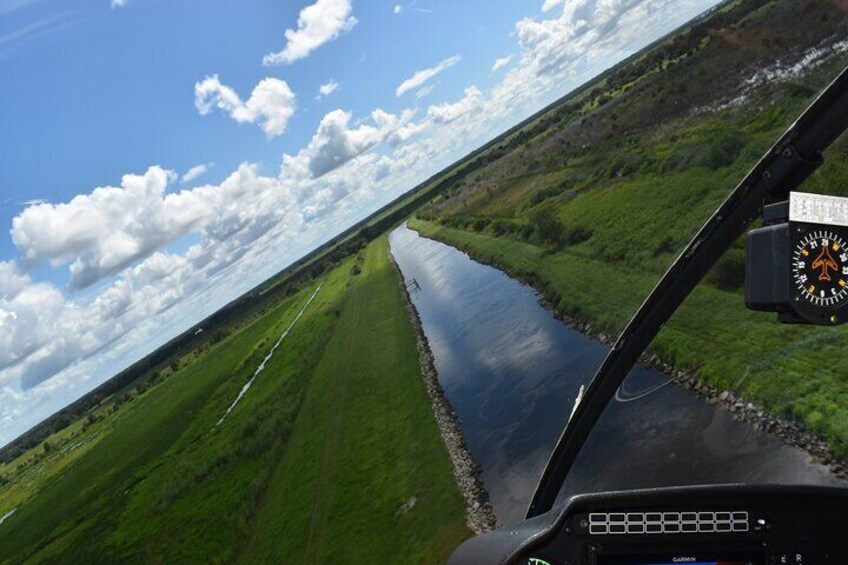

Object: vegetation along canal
[389,223,843,526]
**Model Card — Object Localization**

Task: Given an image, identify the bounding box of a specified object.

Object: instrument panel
[448,485,848,565]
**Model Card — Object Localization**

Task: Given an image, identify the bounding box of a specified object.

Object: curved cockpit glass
[555,103,848,507]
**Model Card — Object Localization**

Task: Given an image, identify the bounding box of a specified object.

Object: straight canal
[388,223,842,526]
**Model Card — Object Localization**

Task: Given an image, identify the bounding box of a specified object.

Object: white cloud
[285,109,382,179]
[0,261,29,299]
[514,0,652,80]
[377,108,429,146]
[2,167,289,390]
[541,0,565,11]
[316,80,339,99]
[263,0,357,66]
[111,0,127,7]
[492,55,513,72]
[392,3,434,15]
[477,0,719,129]
[181,163,211,184]
[396,54,461,97]
[427,86,484,124]
[10,167,212,290]
[415,83,437,100]
[283,107,424,179]
[195,75,296,138]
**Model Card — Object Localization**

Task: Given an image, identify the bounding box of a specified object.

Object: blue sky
[0,0,720,445]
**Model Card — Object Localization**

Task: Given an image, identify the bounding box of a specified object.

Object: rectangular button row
[588,511,748,535]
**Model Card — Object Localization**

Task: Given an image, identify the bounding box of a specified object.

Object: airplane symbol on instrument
[812,245,839,281]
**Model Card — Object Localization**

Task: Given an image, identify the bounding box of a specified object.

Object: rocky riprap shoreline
[390,255,498,534]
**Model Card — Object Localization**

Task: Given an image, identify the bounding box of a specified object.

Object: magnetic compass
[746,192,848,326]
[791,228,848,307]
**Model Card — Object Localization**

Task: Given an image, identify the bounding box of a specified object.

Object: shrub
[565,225,593,245]
[519,223,535,240]
[705,134,744,170]
[529,206,567,248]
[531,179,574,205]
[490,219,515,236]
[472,217,491,232]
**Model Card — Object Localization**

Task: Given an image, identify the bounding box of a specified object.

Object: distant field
[0,238,468,563]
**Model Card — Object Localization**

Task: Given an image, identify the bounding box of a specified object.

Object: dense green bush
[531,179,576,205]
[529,206,567,248]
[705,135,745,170]
[472,217,491,231]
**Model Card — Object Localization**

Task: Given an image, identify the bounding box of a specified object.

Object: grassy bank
[0,238,468,563]
[239,237,469,563]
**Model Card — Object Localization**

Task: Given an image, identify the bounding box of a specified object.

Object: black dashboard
[447,485,848,565]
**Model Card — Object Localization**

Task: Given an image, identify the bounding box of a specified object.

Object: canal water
[388,224,843,526]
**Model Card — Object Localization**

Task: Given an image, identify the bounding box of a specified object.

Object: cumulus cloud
[393,5,402,14]
[514,0,652,79]
[0,261,29,299]
[11,167,210,290]
[195,75,296,138]
[111,0,127,7]
[263,0,357,66]
[316,80,339,99]
[476,0,718,130]
[283,107,425,179]
[285,110,382,178]
[1,164,299,394]
[427,86,484,124]
[396,54,461,96]
[492,55,513,72]
[181,163,211,184]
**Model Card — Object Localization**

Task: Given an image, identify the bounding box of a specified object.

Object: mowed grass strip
[411,218,848,459]
[239,237,470,564]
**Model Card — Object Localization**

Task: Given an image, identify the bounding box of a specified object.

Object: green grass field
[0,238,468,563]
[239,238,469,564]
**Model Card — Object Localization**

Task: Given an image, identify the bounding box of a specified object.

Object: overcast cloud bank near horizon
[0,0,719,446]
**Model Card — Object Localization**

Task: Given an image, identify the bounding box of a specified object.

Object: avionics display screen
[599,553,761,565]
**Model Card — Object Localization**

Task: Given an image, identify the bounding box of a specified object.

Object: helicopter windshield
[552,90,848,509]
